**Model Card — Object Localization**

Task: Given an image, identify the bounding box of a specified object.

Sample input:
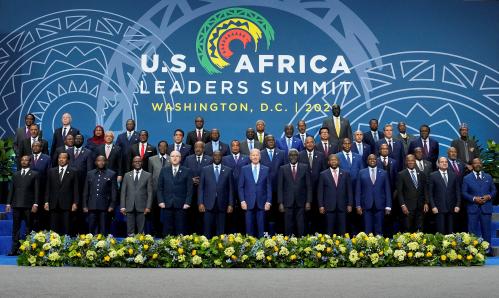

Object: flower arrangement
[17,231,489,268]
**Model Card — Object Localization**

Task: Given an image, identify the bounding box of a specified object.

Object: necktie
[105,145,111,159]
[287,138,292,149]
[127,132,131,140]
[197,130,202,141]
[25,127,30,138]
[249,141,253,150]
[452,161,459,174]
[161,156,165,168]
[476,172,481,181]
[62,127,67,138]
[176,144,180,151]
[370,168,376,184]
[33,155,38,165]
[373,131,378,142]
[75,148,80,159]
[410,170,418,188]
[59,167,64,182]
[423,140,429,156]
[301,134,305,144]
[258,133,263,143]
[140,143,145,158]
[234,155,239,164]
[31,138,36,146]
[291,164,297,180]
[308,152,313,168]
[333,169,338,186]
[214,165,220,182]
[443,172,448,186]
[323,143,328,156]
[134,170,139,184]
[388,140,392,152]
[383,157,388,166]
[358,143,363,156]
[418,160,424,171]
[252,166,258,182]
[268,150,273,161]
[173,168,177,177]
[346,153,351,166]
[21,169,26,176]
[335,117,340,137]
[197,156,201,164]
[464,141,470,163]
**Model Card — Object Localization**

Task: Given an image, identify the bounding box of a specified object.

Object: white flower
[224,247,235,257]
[34,233,46,243]
[42,243,51,251]
[481,241,490,250]
[192,255,202,265]
[394,250,406,261]
[264,239,276,248]
[256,250,265,261]
[109,250,117,258]
[349,250,359,264]
[50,238,61,247]
[407,242,419,251]
[370,253,379,264]
[96,240,106,249]
[314,244,326,251]
[86,250,96,261]
[279,247,289,256]
[134,254,144,264]
[48,252,60,261]
[78,240,86,247]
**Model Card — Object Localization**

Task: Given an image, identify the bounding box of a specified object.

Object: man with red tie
[315,127,336,166]
[408,124,439,170]
[186,116,210,151]
[127,130,157,172]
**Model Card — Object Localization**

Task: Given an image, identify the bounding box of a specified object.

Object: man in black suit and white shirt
[168,129,191,164]
[96,131,123,182]
[14,113,41,155]
[363,118,384,154]
[321,104,352,151]
[204,128,229,156]
[240,128,262,155]
[18,124,49,164]
[127,130,157,172]
[50,113,80,156]
[186,116,210,150]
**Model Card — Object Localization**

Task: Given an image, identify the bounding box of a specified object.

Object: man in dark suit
[338,138,363,189]
[204,128,229,156]
[375,124,405,172]
[52,134,74,167]
[44,152,79,235]
[295,120,313,145]
[321,104,352,150]
[127,130,157,172]
[50,113,80,157]
[186,116,210,150]
[352,130,371,167]
[115,119,140,157]
[408,124,439,170]
[96,131,123,182]
[318,154,352,235]
[255,120,269,148]
[238,149,272,237]
[168,129,191,164]
[315,127,337,164]
[277,124,304,156]
[6,155,39,255]
[18,124,49,165]
[376,143,399,236]
[14,113,37,155]
[447,147,466,184]
[184,141,212,234]
[277,149,312,236]
[240,127,262,155]
[395,121,413,155]
[298,136,326,234]
[198,151,234,238]
[450,123,479,171]
[82,156,118,235]
[355,154,392,235]
[29,141,52,231]
[120,156,153,235]
[414,147,432,177]
[157,151,193,236]
[462,158,497,249]
[429,157,461,234]
[363,119,384,154]
[397,154,429,232]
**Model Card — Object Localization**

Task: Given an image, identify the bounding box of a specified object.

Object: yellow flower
[426,252,432,258]
[440,255,447,261]
[344,233,350,239]
[143,244,149,250]
[274,246,279,252]
[473,240,478,246]
[104,255,110,262]
[266,256,272,261]
[290,255,297,261]
[139,235,145,241]
[31,243,37,249]
[326,247,332,253]
[218,243,223,249]
[231,255,237,261]
[79,235,85,240]
[178,248,184,255]
[352,238,357,244]
[152,253,158,259]
[97,234,102,240]
[38,251,45,257]
[457,254,463,260]
[397,243,402,248]
[467,255,473,260]
[408,252,413,258]
[284,236,289,241]
[128,248,134,255]
[317,252,322,258]
[335,240,340,246]
[76,252,82,258]
[20,245,26,251]
[451,241,457,247]
[111,239,116,245]
[191,250,197,256]
[378,251,384,256]
[359,252,364,258]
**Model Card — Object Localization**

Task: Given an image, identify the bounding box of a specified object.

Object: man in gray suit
[148,140,170,236]
[414,147,432,178]
[394,121,413,155]
[240,127,262,155]
[321,104,352,150]
[120,156,153,235]
[450,123,479,171]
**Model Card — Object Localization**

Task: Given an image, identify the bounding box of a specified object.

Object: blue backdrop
[0,0,498,152]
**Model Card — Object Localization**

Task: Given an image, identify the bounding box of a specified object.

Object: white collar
[439,170,447,175]
[59,165,68,171]
[196,154,203,159]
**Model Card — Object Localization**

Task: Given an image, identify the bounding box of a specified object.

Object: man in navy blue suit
[376,143,399,236]
[295,120,313,145]
[408,124,439,170]
[238,149,272,237]
[277,149,311,236]
[168,129,191,164]
[157,151,193,236]
[355,154,392,235]
[375,124,405,172]
[198,151,234,238]
[29,141,51,231]
[363,119,384,154]
[447,146,467,232]
[429,157,461,234]
[315,127,337,163]
[50,113,80,157]
[204,128,229,156]
[337,138,363,189]
[318,154,353,235]
[462,158,496,250]
[351,130,370,167]
[115,119,140,157]
[276,124,304,155]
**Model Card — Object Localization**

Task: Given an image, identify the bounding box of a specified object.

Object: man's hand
[120,208,126,215]
[158,202,166,209]
[483,195,492,201]
[71,204,78,212]
[144,208,151,215]
[264,202,271,211]
[240,201,247,211]
[385,209,391,215]
[44,203,49,211]
[192,177,200,186]
[227,206,233,214]
[198,204,206,213]
[83,207,89,213]
[278,203,284,213]
[319,207,326,214]
[432,207,438,214]
[423,204,429,213]
[347,205,352,213]
[183,204,190,210]
[454,207,460,213]
[473,197,484,205]
[31,205,38,213]
[108,207,114,213]
[356,207,363,216]
[401,205,409,215]
[305,202,311,211]
[5,204,11,213]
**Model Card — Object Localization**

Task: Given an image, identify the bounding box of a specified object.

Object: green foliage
[480,139,498,182]
[0,138,15,182]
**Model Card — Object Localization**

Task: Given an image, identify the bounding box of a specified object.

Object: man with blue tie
[238,149,272,237]
[50,113,80,157]
[462,158,496,251]
[157,151,193,236]
[295,120,312,145]
[355,154,392,235]
[198,151,234,238]
[447,146,467,232]
[408,124,439,170]
[318,154,353,235]
[240,128,262,155]
[338,138,363,189]
[276,124,304,155]
[277,149,312,236]
[204,128,229,156]
[429,157,461,234]
[115,119,140,158]
[351,130,370,167]
[375,124,405,172]
[363,119,384,154]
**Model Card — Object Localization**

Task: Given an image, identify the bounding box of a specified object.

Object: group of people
[5,104,496,256]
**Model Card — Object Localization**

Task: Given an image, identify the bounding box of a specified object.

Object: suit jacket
[396,169,428,211]
[14,127,44,154]
[50,126,80,156]
[321,117,352,148]
[45,166,79,210]
[462,172,497,215]
[255,132,269,148]
[351,141,371,167]
[204,141,230,156]
[355,167,392,210]
[317,168,353,211]
[238,164,272,209]
[314,141,338,162]
[120,170,153,212]
[375,138,405,171]
[157,166,193,208]
[67,147,94,179]
[30,153,52,176]
[18,138,49,158]
[277,163,312,208]
[186,129,210,149]
[408,138,439,169]
[395,133,414,155]
[168,143,191,164]
[447,158,466,184]
[148,155,171,193]
[115,131,140,155]
[222,154,250,196]
[96,144,123,176]
[276,136,304,156]
[128,142,157,172]
[337,151,363,186]
[416,159,433,178]
[7,169,40,208]
[428,171,461,213]
[363,130,384,154]
[260,147,287,189]
[450,138,479,165]
[198,164,234,210]
[294,133,313,145]
[52,146,72,167]
[184,154,213,178]
[298,150,326,187]
[240,139,262,155]
[82,169,117,210]
[376,156,398,191]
